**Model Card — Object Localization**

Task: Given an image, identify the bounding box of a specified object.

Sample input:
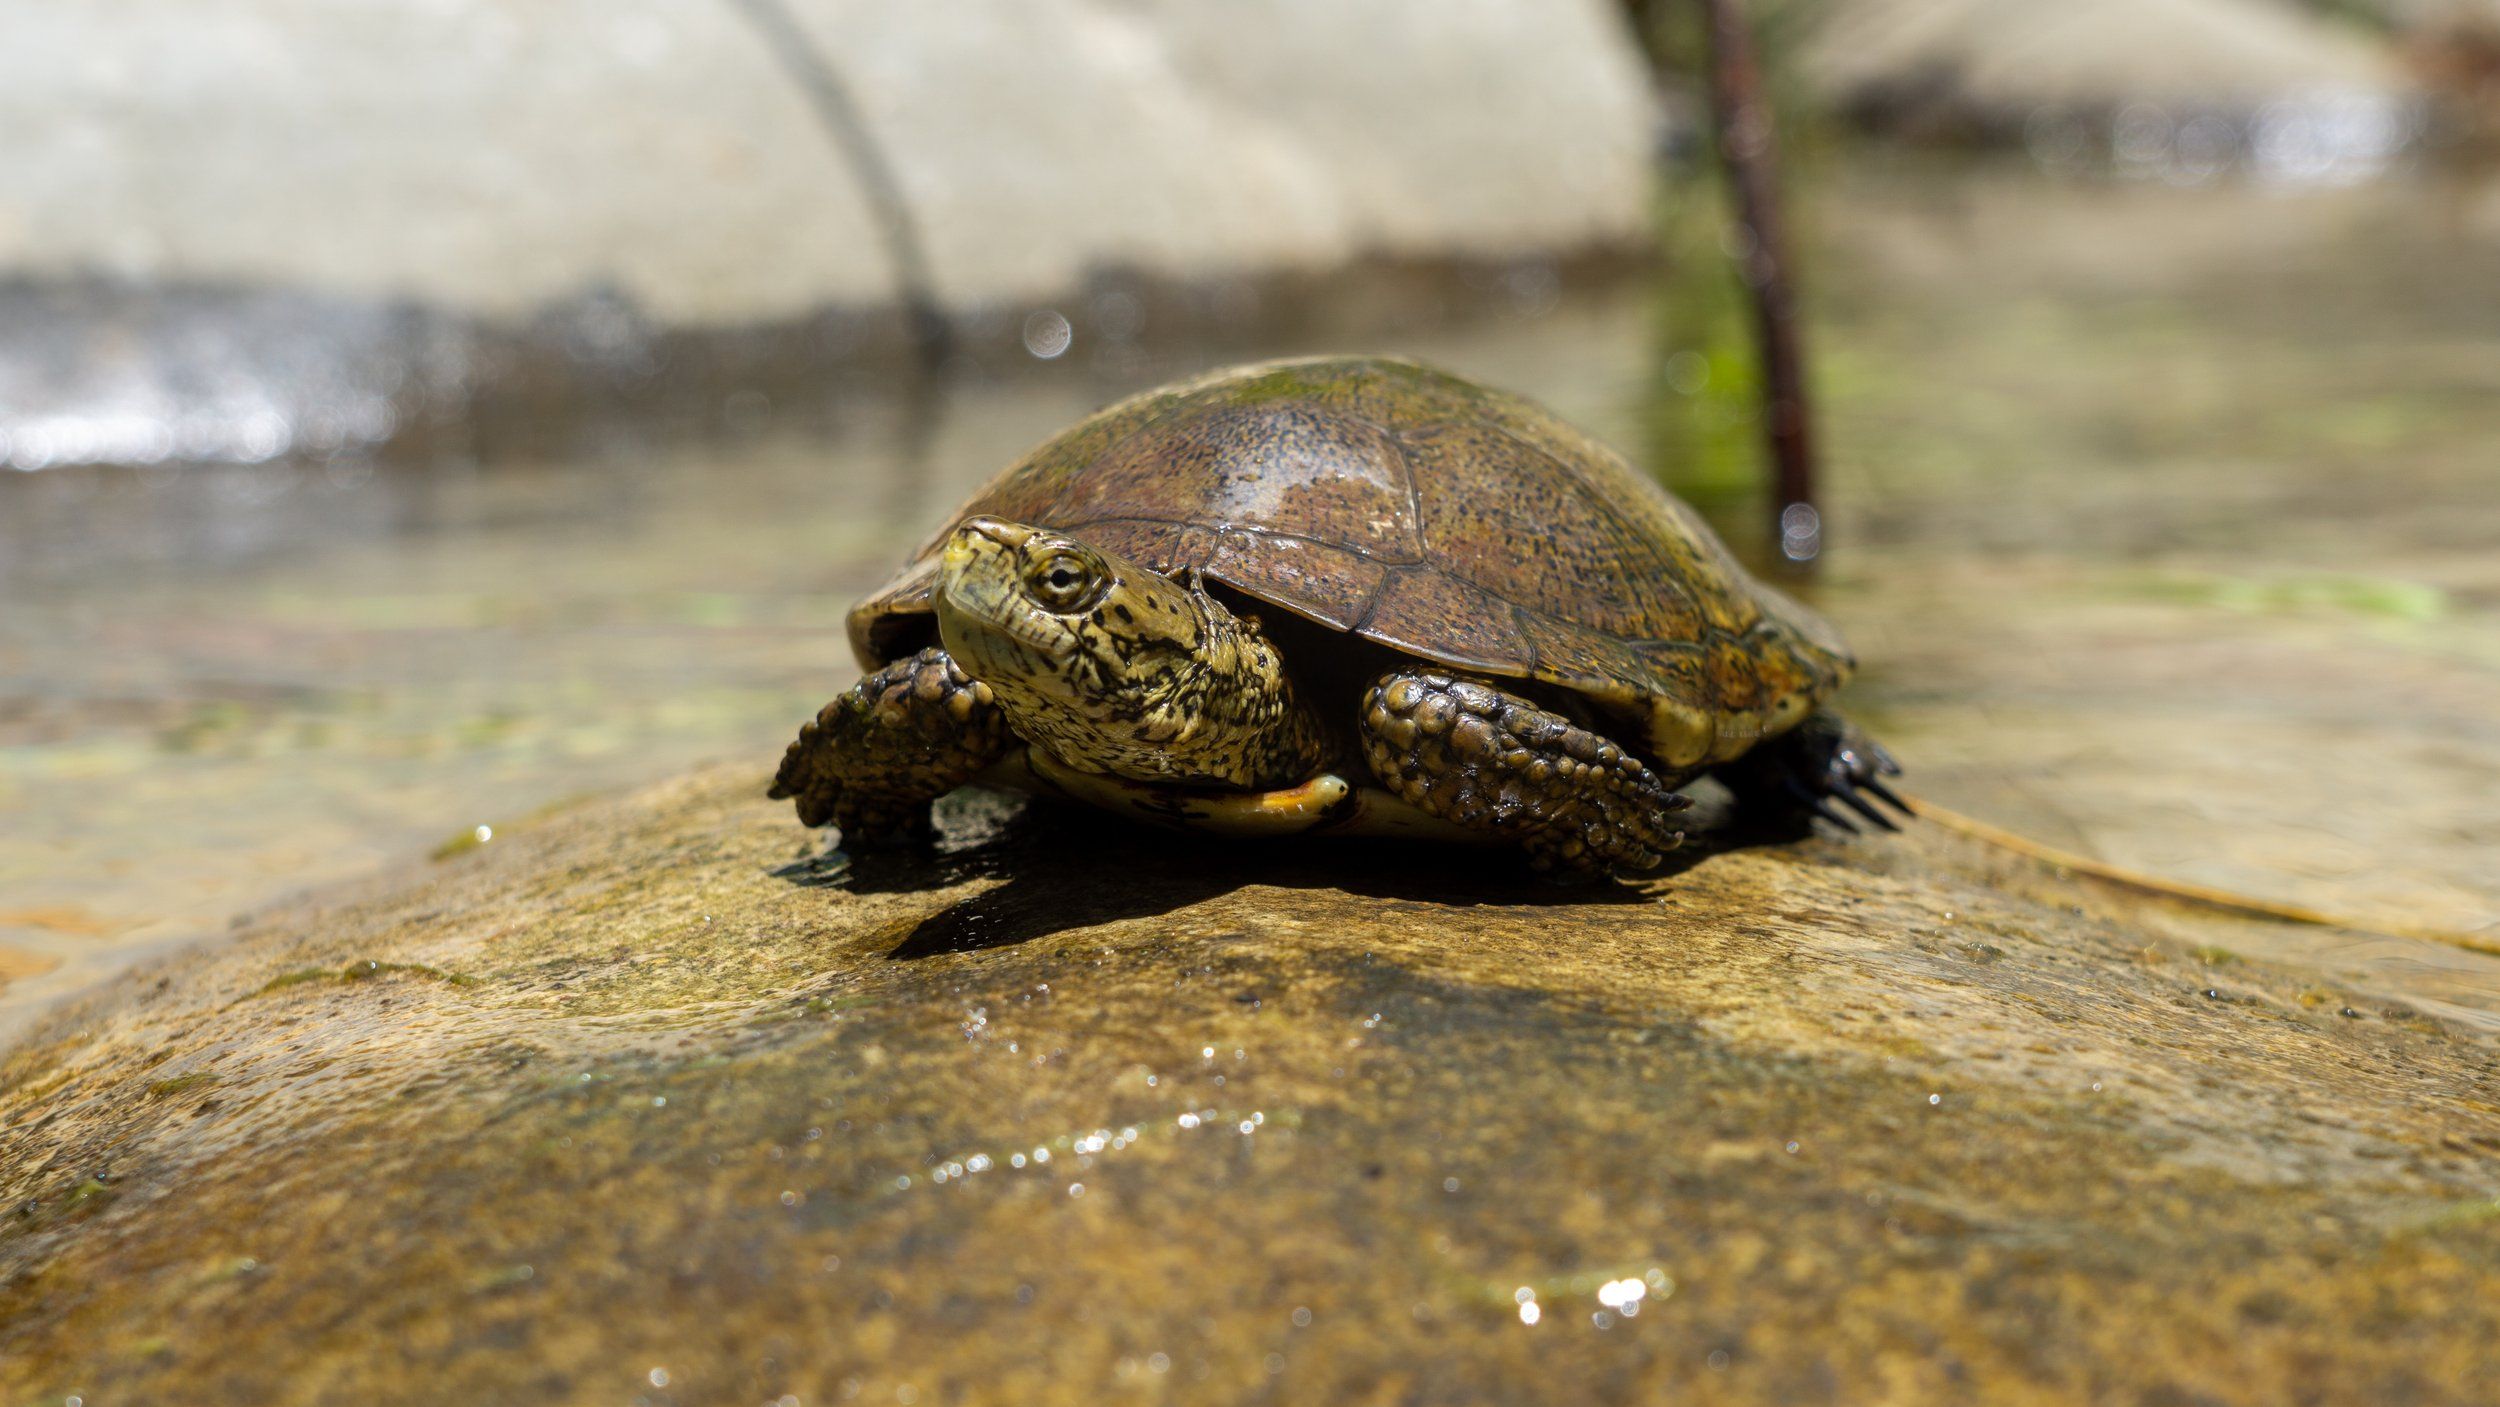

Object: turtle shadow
[768,787,1795,960]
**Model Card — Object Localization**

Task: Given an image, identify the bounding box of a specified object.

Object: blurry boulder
[0,0,1655,470]
[1792,0,2418,176]
[0,0,1652,325]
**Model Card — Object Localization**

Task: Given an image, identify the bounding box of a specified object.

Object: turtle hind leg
[770,647,1012,846]
[1357,671,1690,878]
[1718,708,1909,836]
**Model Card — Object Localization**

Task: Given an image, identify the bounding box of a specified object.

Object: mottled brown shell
[850,356,1852,770]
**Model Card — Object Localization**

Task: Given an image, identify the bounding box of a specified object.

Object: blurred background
[3,0,2496,1033]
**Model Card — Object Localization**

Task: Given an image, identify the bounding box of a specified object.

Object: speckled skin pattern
[1360,672,1690,873]
[933,518,1332,790]
[767,648,1008,843]
[788,355,1893,871]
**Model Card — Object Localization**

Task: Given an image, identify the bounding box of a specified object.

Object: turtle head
[933,517,1324,787]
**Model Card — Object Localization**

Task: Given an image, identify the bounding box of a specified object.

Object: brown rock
[1,766,2496,1404]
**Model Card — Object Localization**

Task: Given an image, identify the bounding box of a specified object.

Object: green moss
[145,1072,220,1099]
[252,967,338,994]
[54,1177,116,1219]
[430,825,493,861]
[2403,1199,2500,1237]
[2189,945,2243,967]
[798,993,877,1015]
[466,1263,539,1295]
[2118,570,2450,622]
[246,960,476,1000]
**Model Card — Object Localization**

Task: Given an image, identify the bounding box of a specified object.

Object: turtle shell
[849,356,1853,770]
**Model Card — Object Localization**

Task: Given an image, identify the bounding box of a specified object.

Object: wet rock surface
[4,766,2497,1405]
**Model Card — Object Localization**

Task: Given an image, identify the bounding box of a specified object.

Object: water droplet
[1021,310,1073,360]
[648,1367,670,1388]
[1779,502,1822,563]
[1519,1300,1542,1325]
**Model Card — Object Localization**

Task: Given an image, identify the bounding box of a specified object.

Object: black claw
[1744,718,1910,838]
[1781,776,1853,833]
[1835,786,1900,833]
[1861,778,1912,817]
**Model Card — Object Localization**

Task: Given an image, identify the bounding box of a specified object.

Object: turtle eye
[1027,551,1100,610]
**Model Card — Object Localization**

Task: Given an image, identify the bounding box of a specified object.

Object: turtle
[770,355,1905,876]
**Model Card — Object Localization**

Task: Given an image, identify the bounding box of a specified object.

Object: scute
[846,356,1854,762]
[1056,402,1423,563]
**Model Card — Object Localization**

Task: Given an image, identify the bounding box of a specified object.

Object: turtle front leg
[1717,708,1910,835]
[769,647,1012,846]
[1358,671,1690,877]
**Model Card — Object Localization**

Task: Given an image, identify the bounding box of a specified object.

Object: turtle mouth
[944,617,1074,700]
[935,528,1084,685]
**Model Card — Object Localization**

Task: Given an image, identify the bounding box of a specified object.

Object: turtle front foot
[769,648,1011,847]
[1721,709,1909,836]
[1358,671,1690,880]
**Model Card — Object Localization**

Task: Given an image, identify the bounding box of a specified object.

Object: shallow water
[4,155,2497,1035]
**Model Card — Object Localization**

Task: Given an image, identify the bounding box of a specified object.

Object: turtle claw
[1834,784,1900,833]
[1784,778,1859,835]
[1727,710,1909,840]
[1860,777,1913,819]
